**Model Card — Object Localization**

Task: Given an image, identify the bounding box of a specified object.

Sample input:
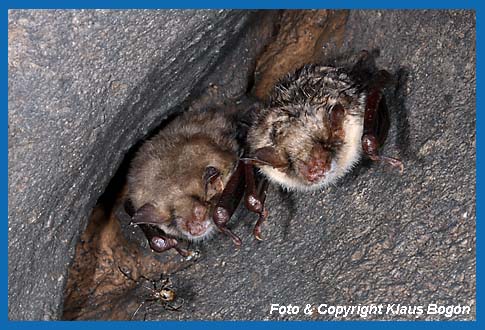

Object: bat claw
[370,155,404,174]
[175,247,201,260]
[229,233,242,247]
[174,247,194,258]
[253,230,264,241]
[253,209,268,241]
[218,225,242,247]
[382,156,404,174]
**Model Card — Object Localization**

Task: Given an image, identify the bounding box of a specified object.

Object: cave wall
[8,9,277,320]
[8,9,476,321]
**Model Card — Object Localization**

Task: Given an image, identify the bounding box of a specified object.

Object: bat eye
[203,166,220,182]
[203,166,223,199]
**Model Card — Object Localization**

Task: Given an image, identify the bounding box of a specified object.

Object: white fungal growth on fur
[247,64,371,191]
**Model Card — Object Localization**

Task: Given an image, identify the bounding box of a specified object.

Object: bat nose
[187,220,209,236]
[193,204,207,222]
[298,144,332,183]
[187,204,210,236]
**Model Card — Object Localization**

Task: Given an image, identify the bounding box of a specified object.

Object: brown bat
[125,107,246,255]
[241,50,403,237]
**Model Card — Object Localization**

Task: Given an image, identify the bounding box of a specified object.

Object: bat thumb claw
[231,235,242,248]
[383,156,404,174]
[253,229,264,241]
[218,226,242,247]
[370,155,404,174]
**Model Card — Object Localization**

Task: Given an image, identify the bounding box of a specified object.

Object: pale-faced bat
[242,51,403,236]
[125,108,245,255]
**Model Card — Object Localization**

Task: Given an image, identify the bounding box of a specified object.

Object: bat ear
[330,103,346,128]
[203,166,224,199]
[131,203,167,226]
[244,146,287,168]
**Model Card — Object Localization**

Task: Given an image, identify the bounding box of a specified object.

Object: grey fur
[248,64,367,191]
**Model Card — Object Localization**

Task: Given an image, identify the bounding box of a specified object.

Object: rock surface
[153,10,475,321]
[8,9,274,320]
[8,9,475,321]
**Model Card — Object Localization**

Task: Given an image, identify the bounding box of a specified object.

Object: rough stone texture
[253,10,349,100]
[9,9,476,321]
[8,9,274,320]
[141,10,473,321]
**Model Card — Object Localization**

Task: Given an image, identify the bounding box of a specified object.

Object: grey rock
[8,9,476,321]
[155,10,475,321]
[8,9,273,320]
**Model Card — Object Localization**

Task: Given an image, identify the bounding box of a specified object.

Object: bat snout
[186,204,211,237]
[297,144,332,184]
[186,220,210,237]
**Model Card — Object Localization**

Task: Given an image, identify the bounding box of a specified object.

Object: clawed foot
[213,205,243,247]
[179,248,200,261]
[253,209,269,241]
[369,155,404,173]
[218,225,242,247]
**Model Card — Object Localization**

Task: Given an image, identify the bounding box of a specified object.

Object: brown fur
[127,108,241,241]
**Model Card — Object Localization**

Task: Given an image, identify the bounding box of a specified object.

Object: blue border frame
[1,0,478,9]
[3,0,480,328]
